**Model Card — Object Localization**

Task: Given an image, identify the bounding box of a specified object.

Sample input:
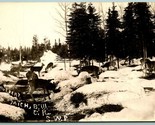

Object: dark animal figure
[26,70,60,101]
[145,59,155,74]
[30,63,44,76]
[10,63,22,77]
[101,61,117,70]
[0,83,6,92]
[28,79,60,101]
[26,70,38,81]
[15,79,28,85]
[140,58,151,70]
[45,62,53,72]
[78,66,102,78]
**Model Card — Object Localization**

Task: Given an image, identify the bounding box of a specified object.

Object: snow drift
[0,92,17,103]
[80,94,155,121]
[40,50,59,64]
[55,81,145,114]
[0,103,25,121]
[43,69,74,83]
[51,72,92,102]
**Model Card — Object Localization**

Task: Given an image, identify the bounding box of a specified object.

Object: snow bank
[71,60,80,66]
[53,59,155,121]
[40,50,59,66]
[80,91,155,121]
[34,62,43,66]
[0,71,16,83]
[81,102,155,121]
[55,81,144,113]
[39,50,61,72]
[102,108,154,121]
[52,72,92,102]
[107,92,142,105]
[76,82,145,97]
[0,92,17,103]
[0,103,25,121]
[139,78,155,89]
[0,62,11,71]
[99,66,143,83]
[51,87,72,102]
[99,71,120,81]
[58,72,91,90]
[122,93,155,119]
[79,112,103,121]
[43,69,73,83]
[80,107,154,121]
[8,75,19,81]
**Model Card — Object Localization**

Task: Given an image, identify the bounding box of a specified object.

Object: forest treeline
[0,2,154,64]
[66,2,155,65]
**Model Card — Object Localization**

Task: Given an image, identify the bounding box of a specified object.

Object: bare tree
[52,2,71,70]
[53,2,70,38]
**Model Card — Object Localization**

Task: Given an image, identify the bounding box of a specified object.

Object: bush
[70,92,87,108]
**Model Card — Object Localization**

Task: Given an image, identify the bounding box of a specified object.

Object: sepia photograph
[0,1,155,122]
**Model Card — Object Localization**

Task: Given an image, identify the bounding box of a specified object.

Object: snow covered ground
[1,50,155,121]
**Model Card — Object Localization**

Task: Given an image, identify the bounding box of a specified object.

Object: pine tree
[133,2,154,58]
[94,29,106,62]
[122,2,137,64]
[31,35,39,60]
[87,3,105,63]
[44,37,51,51]
[67,2,104,64]
[66,2,90,59]
[105,4,121,60]
[58,44,68,58]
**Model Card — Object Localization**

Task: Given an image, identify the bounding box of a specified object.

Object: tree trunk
[129,56,131,66]
[117,58,119,69]
[92,59,94,66]
[64,58,66,71]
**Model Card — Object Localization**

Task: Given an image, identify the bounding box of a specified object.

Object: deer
[10,62,22,77]
[101,61,117,71]
[26,70,60,101]
[30,63,44,76]
[140,58,151,70]
[144,59,155,74]
[78,66,103,78]
[45,62,54,72]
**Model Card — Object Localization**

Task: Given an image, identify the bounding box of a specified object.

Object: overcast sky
[0,2,129,49]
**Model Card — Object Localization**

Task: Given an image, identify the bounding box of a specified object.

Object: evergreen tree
[51,40,58,54]
[31,35,39,60]
[10,48,20,61]
[58,44,68,58]
[44,37,51,51]
[67,2,104,64]
[133,2,154,58]
[94,29,106,62]
[22,47,32,61]
[122,2,137,64]
[38,43,45,58]
[87,3,105,63]
[66,2,90,59]
[105,4,121,60]
[0,50,4,64]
